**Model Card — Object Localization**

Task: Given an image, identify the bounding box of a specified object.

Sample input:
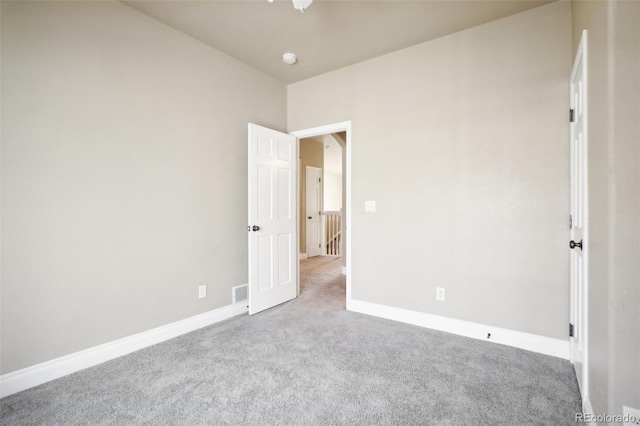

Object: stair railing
[324,210,342,256]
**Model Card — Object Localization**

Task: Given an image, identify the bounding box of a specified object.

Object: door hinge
[569,108,575,123]
[319,211,321,216]
[318,177,321,183]
[569,214,573,229]
[569,323,574,338]
[319,243,321,248]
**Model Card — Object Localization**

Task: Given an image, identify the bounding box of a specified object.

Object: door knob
[308,216,312,219]
[252,225,260,232]
[569,240,582,250]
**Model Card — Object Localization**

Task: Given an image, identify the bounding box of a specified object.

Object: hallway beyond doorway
[300,256,345,309]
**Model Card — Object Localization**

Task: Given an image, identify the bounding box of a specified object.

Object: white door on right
[306,166,322,258]
[569,30,589,401]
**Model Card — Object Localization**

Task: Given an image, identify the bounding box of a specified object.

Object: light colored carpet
[0,256,581,425]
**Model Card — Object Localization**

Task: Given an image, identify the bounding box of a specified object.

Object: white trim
[299,253,308,260]
[291,121,352,308]
[348,299,570,359]
[0,302,248,398]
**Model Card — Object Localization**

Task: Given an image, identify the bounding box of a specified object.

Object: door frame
[290,121,352,308]
[569,29,590,412]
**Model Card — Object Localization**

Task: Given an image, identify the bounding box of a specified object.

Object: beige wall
[288,2,572,339]
[0,1,286,374]
[572,0,640,415]
[323,172,342,211]
[299,138,323,253]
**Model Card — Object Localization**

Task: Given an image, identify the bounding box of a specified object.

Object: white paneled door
[306,166,322,258]
[569,31,589,401]
[248,124,297,315]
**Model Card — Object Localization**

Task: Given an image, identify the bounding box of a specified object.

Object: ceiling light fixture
[282,53,297,65]
[292,0,312,13]
[267,0,313,13]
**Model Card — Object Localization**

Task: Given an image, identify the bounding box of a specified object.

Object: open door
[248,124,298,315]
[569,30,589,402]
[305,166,323,258]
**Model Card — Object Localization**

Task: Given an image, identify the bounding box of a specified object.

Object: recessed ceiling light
[282,53,297,65]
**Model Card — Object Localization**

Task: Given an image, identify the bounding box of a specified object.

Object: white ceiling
[123,0,553,84]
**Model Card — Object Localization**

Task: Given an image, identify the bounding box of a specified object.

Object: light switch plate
[365,201,376,212]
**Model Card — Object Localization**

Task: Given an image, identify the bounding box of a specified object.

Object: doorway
[291,122,352,308]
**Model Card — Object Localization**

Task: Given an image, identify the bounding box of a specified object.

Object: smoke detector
[282,53,297,65]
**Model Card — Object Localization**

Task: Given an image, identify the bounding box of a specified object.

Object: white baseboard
[299,253,308,260]
[348,299,569,360]
[0,302,248,398]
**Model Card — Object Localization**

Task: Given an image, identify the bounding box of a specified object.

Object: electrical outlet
[623,406,640,426]
[198,285,206,299]
[436,287,445,301]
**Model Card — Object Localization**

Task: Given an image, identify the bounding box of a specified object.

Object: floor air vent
[232,285,248,304]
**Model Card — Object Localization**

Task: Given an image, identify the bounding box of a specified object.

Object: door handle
[569,240,582,250]
[308,216,312,219]
[252,225,260,232]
